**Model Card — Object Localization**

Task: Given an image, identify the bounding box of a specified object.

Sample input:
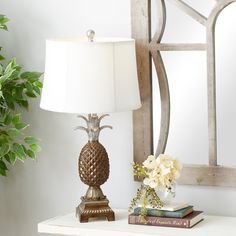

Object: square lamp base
[76,197,115,223]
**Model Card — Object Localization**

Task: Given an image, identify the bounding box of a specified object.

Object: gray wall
[0,1,236,236]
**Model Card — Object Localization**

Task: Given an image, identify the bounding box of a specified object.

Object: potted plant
[0,14,42,176]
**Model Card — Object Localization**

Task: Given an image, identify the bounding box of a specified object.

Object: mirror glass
[151,0,233,165]
[216,3,236,166]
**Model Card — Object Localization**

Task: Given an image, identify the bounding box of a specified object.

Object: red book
[128,211,203,228]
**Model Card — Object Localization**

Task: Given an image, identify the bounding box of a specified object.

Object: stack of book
[128,203,203,228]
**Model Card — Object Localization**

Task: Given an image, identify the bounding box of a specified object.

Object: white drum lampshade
[40,37,141,114]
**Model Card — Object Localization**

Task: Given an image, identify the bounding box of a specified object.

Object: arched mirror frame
[132,0,236,187]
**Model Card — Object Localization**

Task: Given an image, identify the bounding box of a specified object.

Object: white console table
[38,209,236,236]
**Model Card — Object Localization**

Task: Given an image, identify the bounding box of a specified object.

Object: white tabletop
[38,209,236,236]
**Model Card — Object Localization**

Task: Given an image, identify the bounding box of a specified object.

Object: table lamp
[40,30,141,223]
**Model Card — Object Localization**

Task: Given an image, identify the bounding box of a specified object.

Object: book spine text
[128,215,190,228]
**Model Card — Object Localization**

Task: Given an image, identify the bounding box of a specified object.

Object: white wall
[0,1,236,236]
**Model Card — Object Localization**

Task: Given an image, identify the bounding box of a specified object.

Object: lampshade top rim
[46,37,135,44]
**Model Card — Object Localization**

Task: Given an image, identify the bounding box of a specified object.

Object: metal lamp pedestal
[75,114,115,223]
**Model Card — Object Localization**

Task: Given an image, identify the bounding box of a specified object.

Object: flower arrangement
[129,154,182,221]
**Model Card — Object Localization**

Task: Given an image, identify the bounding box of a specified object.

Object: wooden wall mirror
[132,0,236,187]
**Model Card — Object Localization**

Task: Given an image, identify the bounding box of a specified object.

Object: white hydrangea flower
[142,154,182,191]
[143,155,157,169]
[143,177,158,188]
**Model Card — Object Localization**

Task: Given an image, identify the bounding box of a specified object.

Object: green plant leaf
[0,59,16,82]
[5,58,16,71]
[0,143,10,157]
[15,122,29,130]
[0,54,5,61]
[26,149,36,160]
[18,100,29,109]
[5,151,17,165]
[0,160,8,176]
[0,136,8,145]
[10,69,21,80]
[7,128,22,138]
[4,113,12,125]
[0,169,7,176]
[0,24,7,31]
[30,144,41,153]
[0,15,9,23]
[12,114,21,125]
[21,72,43,82]
[0,14,9,32]
[33,85,41,95]
[0,63,4,75]
[25,91,37,98]
[24,136,39,144]
[34,81,43,88]
[25,82,33,93]
[3,92,15,110]
[14,87,24,100]
[13,143,26,161]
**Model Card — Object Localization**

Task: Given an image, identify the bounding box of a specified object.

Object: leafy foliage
[0,14,9,61]
[128,184,163,223]
[0,14,42,176]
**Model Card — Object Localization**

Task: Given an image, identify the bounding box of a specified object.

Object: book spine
[128,215,190,228]
[133,208,181,218]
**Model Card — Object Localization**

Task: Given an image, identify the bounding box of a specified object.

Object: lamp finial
[86,29,95,42]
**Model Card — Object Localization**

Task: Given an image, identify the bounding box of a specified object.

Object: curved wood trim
[153,0,166,43]
[206,0,236,166]
[150,0,170,156]
[166,0,207,26]
[151,50,170,156]
[208,0,236,25]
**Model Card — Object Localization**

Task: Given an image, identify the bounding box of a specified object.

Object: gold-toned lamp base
[76,197,115,223]
[76,114,115,223]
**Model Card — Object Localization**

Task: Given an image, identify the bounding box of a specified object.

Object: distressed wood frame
[132,0,236,187]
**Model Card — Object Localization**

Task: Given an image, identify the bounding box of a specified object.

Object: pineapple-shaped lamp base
[75,114,115,223]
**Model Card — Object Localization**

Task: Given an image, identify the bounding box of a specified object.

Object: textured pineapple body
[79,141,109,186]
